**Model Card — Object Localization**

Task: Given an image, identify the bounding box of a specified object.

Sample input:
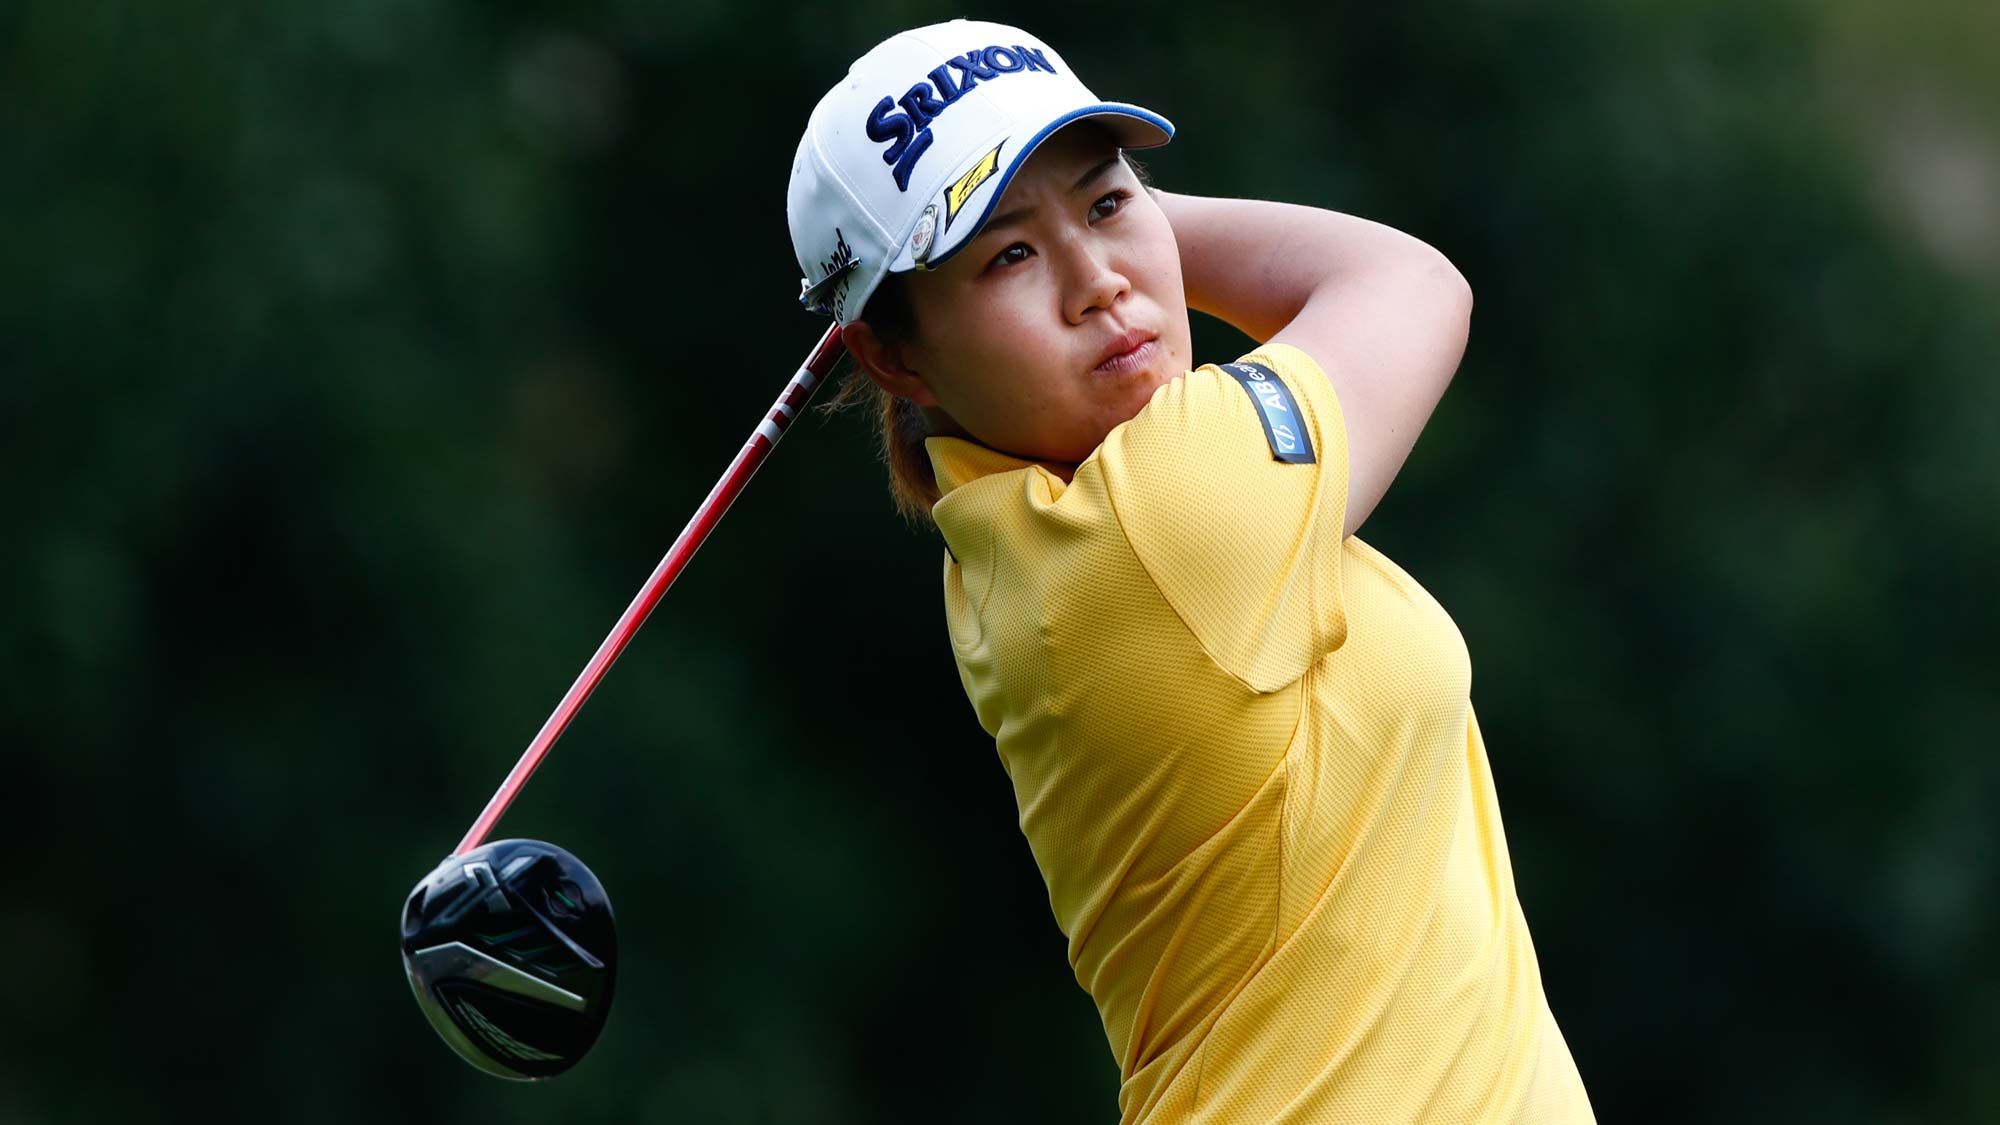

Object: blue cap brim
[919,103,1174,271]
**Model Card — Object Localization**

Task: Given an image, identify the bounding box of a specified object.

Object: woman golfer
[789,20,1594,1124]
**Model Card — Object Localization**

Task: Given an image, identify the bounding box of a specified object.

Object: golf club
[400,324,847,1079]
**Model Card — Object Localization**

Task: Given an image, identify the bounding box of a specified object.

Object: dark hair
[818,149,1155,527]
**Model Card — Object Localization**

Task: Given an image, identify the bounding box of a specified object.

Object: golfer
[789,20,1595,1124]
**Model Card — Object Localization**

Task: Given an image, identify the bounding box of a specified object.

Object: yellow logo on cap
[944,144,1003,228]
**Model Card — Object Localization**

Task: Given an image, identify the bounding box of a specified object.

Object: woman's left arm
[1154,191,1472,538]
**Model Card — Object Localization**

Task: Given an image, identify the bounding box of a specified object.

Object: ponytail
[879,389,942,523]
[817,272,941,525]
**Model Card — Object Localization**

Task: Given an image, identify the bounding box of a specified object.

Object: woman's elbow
[1421,243,1474,326]
[1382,233,1473,347]
[1418,248,1474,372]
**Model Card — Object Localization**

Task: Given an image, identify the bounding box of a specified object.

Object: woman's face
[880,125,1193,466]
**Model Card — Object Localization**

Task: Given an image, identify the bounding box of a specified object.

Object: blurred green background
[6,0,1996,1121]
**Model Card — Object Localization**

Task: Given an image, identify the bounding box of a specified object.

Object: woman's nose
[1064,244,1130,325]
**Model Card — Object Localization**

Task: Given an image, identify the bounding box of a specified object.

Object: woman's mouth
[1093,331,1159,376]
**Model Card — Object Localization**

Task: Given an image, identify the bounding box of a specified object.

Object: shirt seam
[1097,399,1275,698]
[1188,663,1308,1111]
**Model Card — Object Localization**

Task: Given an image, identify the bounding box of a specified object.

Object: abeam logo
[865,45,1058,191]
[1222,362,1316,464]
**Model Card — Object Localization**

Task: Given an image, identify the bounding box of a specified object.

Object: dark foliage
[4,1,1995,1121]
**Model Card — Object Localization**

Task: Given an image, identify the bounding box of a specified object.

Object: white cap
[788,20,1172,325]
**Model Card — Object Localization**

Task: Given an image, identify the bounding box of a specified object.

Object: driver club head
[400,838,617,1080]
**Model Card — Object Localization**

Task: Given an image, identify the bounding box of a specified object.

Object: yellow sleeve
[1093,342,1350,693]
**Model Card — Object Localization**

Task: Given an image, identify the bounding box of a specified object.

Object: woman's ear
[843,320,941,407]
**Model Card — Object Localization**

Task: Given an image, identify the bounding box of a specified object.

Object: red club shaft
[455,324,847,855]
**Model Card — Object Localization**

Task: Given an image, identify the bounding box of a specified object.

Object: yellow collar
[925,436,1065,497]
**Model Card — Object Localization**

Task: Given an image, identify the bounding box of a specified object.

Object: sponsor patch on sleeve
[1220,362,1316,464]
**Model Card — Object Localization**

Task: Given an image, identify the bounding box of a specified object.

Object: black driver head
[400,839,616,1080]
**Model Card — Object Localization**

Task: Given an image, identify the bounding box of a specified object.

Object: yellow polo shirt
[927,343,1594,1124]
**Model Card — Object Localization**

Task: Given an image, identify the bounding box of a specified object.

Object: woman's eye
[1090,191,1129,221]
[989,242,1033,270]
